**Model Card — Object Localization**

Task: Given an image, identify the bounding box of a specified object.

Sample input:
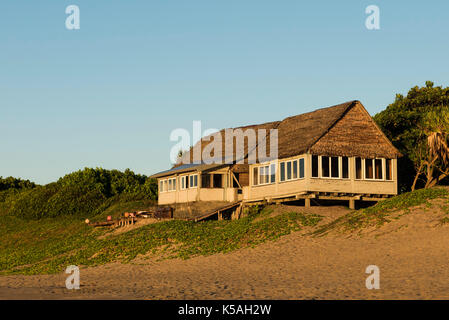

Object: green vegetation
[0,168,157,219]
[0,206,322,275]
[0,176,36,191]
[313,187,449,236]
[374,81,449,192]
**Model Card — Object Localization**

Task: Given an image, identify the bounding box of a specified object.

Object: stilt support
[304,198,311,208]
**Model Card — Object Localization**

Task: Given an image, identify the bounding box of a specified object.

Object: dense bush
[0,177,36,205]
[6,168,157,220]
[0,177,36,192]
[374,81,449,192]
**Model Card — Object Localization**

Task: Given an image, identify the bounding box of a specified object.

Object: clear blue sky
[1,0,448,184]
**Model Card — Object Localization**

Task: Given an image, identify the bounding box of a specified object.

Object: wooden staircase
[190,201,243,222]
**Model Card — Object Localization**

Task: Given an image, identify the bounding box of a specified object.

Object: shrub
[7,168,158,220]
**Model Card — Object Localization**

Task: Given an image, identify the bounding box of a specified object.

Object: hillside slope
[1,187,449,299]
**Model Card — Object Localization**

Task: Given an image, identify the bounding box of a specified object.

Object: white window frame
[319,156,341,179]
[341,156,350,179]
[385,159,393,181]
[280,157,305,182]
[355,157,363,180]
[253,162,276,186]
[353,158,392,181]
[160,177,177,192]
[311,155,319,178]
[159,180,165,193]
[364,158,385,181]
[180,175,187,190]
[189,174,198,188]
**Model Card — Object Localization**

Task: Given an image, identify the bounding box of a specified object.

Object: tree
[374,81,449,191]
[411,108,449,190]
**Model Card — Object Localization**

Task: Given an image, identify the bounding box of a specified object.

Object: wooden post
[349,199,355,210]
[218,211,223,221]
[304,198,311,208]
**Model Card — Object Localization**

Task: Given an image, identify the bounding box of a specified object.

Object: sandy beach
[1,204,449,300]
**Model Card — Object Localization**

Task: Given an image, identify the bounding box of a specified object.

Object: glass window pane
[312,155,318,177]
[356,158,362,179]
[253,167,258,185]
[259,167,264,184]
[375,159,383,179]
[264,166,270,183]
[270,164,276,183]
[292,160,298,179]
[342,157,349,179]
[299,158,305,178]
[194,175,198,187]
[386,159,392,180]
[287,161,292,180]
[365,159,373,179]
[322,156,330,177]
[331,157,339,178]
[280,162,285,181]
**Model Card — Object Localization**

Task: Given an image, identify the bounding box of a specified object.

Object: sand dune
[2,204,449,300]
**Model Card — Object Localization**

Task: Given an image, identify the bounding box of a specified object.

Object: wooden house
[151,101,402,210]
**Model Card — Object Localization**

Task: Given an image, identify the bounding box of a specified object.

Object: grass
[313,187,449,236]
[4,186,448,276]
[0,206,322,275]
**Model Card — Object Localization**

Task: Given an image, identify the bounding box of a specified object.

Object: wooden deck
[242,191,392,209]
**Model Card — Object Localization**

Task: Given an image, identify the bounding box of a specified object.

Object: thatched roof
[151,100,401,178]
[177,121,281,165]
[151,163,227,179]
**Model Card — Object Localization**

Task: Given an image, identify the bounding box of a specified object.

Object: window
[180,176,187,190]
[160,177,177,192]
[292,160,298,179]
[280,158,304,182]
[168,178,176,191]
[386,159,393,180]
[299,158,305,178]
[331,157,339,178]
[342,157,349,179]
[261,165,269,185]
[253,164,275,186]
[356,157,362,179]
[319,156,340,178]
[213,174,223,188]
[375,159,383,180]
[201,174,211,188]
[159,180,164,193]
[258,166,265,185]
[189,174,198,188]
[365,159,374,179]
[312,155,318,178]
[286,161,292,180]
[270,163,276,183]
[233,173,240,188]
[321,156,330,178]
